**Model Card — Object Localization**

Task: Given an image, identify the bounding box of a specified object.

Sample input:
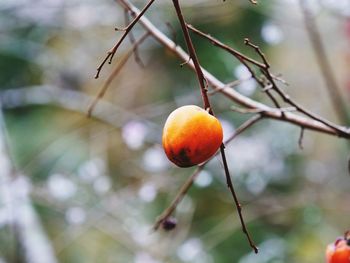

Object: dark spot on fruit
[167,146,193,167]
[176,148,193,167]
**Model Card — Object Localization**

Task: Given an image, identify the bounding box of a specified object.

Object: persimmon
[326,231,350,263]
[162,105,223,167]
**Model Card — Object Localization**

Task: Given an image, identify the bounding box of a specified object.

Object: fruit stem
[171,0,212,113]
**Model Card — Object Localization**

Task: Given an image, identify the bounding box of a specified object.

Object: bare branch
[117,0,350,139]
[187,24,266,69]
[95,0,155,79]
[219,144,258,253]
[187,25,283,112]
[208,78,249,95]
[171,0,257,252]
[231,107,265,114]
[153,166,203,231]
[243,37,350,137]
[187,26,280,112]
[271,74,289,86]
[244,38,270,68]
[298,127,305,150]
[186,24,350,138]
[171,0,210,111]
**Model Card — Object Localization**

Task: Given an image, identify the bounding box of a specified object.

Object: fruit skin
[162,105,223,167]
[326,232,350,263]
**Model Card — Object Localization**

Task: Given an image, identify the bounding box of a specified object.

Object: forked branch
[117,0,350,139]
[95,0,155,79]
[186,24,350,138]
[95,0,350,254]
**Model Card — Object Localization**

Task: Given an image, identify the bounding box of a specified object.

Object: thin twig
[208,78,249,95]
[88,32,149,117]
[226,115,263,142]
[271,74,289,86]
[153,166,203,230]
[242,38,285,115]
[231,106,296,114]
[117,0,350,138]
[187,25,282,109]
[153,115,263,231]
[187,23,350,137]
[187,24,266,69]
[231,107,265,114]
[95,0,155,79]
[298,127,305,150]
[243,37,350,137]
[241,58,282,109]
[171,0,210,111]
[219,144,258,253]
[244,38,270,68]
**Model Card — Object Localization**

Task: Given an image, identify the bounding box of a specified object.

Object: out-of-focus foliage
[0,0,349,263]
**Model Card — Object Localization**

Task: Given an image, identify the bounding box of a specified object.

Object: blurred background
[0,0,350,262]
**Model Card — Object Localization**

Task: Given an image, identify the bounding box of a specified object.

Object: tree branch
[117,0,350,139]
[243,38,349,137]
[170,0,257,252]
[171,0,211,111]
[187,23,350,137]
[219,144,258,253]
[95,0,155,79]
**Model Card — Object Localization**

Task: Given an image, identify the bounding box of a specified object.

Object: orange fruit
[326,232,350,263]
[162,105,223,167]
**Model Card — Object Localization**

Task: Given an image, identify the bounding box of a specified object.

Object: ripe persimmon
[326,231,350,263]
[162,105,223,167]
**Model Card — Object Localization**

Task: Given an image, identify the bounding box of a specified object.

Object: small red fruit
[162,105,223,167]
[326,231,350,263]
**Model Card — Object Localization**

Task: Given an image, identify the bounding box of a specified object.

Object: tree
[0,0,349,262]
